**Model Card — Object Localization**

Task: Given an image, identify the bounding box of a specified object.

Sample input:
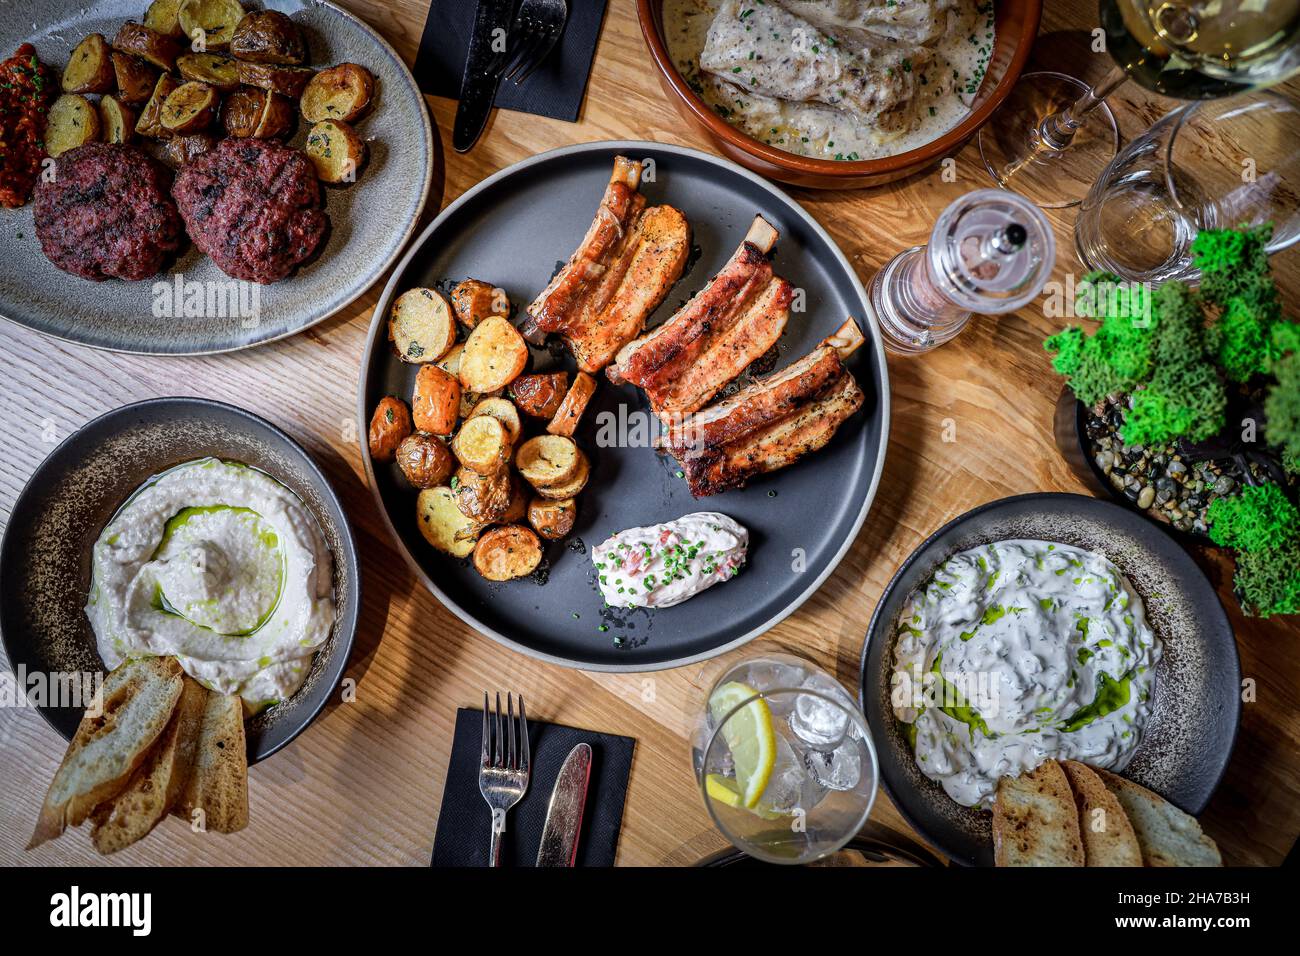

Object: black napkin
[431,707,635,866]
[415,0,609,122]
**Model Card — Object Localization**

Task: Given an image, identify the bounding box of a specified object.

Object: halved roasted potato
[368,396,412,463]
[63,34,115,94]
[547,371,597,437]
[301,63,375,123]
[449,278,508,330]
[221,85,262,136]
[110,51,159,104]
[236,60,313,97]
[163,132,217,166]
[177,51,240,92]
[417,486,477,557]
[304,119,366,184]
[467,397,521,444]
[460,316,528,394]
[178,0,246,51]
[452,414,511,476]
[46,95,101,157]
[389,288,455,364]
[396,432,454,489]
[412,365,461,436]
[136,73,179,138]
[515,435,581,490]
[145,0,186,37]
[452,467,514,528]
[113,21,181,71]
[535,449,590,500]
[528,497,576,541]
[436,343,464,377]
[98,95,137,144]
[160,81,218,134]
[509,372,568,419]
[473,525,543,582]
[230,9,305,64]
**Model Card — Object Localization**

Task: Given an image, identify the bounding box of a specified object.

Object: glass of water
[689,651,878,865]
[1075,89,1300,283]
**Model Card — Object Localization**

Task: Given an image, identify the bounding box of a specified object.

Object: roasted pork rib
[607,215,792,417]
[658,318,866,498]
[521,156,691,373]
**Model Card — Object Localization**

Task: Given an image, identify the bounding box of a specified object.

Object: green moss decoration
[1266,351,1300,474]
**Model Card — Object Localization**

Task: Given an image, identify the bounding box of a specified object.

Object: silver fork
[478,692,530,867]
[490,0,568,86]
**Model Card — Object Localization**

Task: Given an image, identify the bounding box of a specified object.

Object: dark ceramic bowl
[858,493,1240,867]
[0,398,360,763]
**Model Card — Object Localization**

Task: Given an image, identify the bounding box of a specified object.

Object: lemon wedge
[708,681,777,809]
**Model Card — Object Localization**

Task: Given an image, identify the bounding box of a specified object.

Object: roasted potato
[452,467,514,528]
[448,278,508,330]
[304,119,366,184]
[528,497,577,540]
[396,432,454,489]
[46,95,101,157]
[389,288,455,364]
[547,372,597,437]
[535,449,590,500]
[368,396,412,462]
[300,63,375,123]
[160,81,218,134]
[177,51,240,92]
[230,9,305,65]
[136,73,179,138]
[412,365,461,436]
[63,34,115,94]
[178,0,246,51]
[452,414,512,476]
[460,316,529,394]
[236,60,313,97]
[221,85,269,137]
[502,483,528,524]
[110,51,159,104]
[113,22,181,71]
[473,525,543,582]
[509,372,568,419]
[163,131,217,166]
[515,435,581,490]
[98,95,137,144]
[467,397,521,444]
[145,0,187,38]
[417,486,477,557]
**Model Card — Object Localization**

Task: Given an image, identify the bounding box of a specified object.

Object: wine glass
[979,0,1300,209]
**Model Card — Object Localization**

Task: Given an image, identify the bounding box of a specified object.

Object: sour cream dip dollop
[890,539,1160,809]
[592,512,747,609]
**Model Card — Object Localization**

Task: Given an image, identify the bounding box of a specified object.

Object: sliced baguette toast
[90,675,209,854]
[1062,760,1142,867]
[28,656,184,850]
[172,691,248,834]
[993,760,1085,866]
[1094,768,1222,867]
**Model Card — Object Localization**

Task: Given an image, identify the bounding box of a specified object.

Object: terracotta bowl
[637,0,1043,189]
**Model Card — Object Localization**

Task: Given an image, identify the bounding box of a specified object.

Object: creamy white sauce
[889,539,1160,809]
[592,512,747,608]
[663,0,995,161]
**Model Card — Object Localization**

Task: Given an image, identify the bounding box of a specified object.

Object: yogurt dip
[86,458,336,711]
[592,512,747,609]
[890,539,1160,809]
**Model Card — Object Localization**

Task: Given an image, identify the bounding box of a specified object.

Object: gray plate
[858,493,1240,867]
[358,141,891,671]
[0,398,361,762]
[0,0,433,355]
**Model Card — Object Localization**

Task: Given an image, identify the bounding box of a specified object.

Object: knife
[535,742,592,867]
[452,0,516,153]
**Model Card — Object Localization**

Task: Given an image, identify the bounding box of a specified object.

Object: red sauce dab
[0,43,56,208]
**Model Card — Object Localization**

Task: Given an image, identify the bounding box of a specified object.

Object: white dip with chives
[593,512,747,608]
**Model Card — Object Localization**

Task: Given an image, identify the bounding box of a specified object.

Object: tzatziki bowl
[858,493,1239,867]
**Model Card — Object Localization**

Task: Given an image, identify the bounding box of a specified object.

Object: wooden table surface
[2,0,1296,868]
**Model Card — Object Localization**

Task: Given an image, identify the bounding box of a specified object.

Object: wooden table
[3,0,1296,868]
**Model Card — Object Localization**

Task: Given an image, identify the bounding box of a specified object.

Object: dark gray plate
[858,493,1240,867]
[358,141,890,671]
[0,398,360,762]
[0,0,433,355]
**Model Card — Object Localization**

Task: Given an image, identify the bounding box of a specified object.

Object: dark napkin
[415,0,609,122]
[431,707,635,866]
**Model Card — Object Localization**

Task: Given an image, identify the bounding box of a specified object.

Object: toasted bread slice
[172,692,248,834]
[1093,768,1222,867]
[89,675,209,854]
[993,760,1085,866]
[28,657,184,849]
[1062,761,1142,867]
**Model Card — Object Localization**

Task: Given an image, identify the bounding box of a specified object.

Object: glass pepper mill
[870,189,1055,355]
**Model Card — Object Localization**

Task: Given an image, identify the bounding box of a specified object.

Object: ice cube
[803,740,863,792]
[789,692,850,749]
[759,735,827,814]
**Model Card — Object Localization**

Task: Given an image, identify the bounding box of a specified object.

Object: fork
[478,691,530,867]
[489,0,568,87]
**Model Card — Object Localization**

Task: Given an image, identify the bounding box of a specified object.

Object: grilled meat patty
[33,143,183,281]
[172,137,327,284]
